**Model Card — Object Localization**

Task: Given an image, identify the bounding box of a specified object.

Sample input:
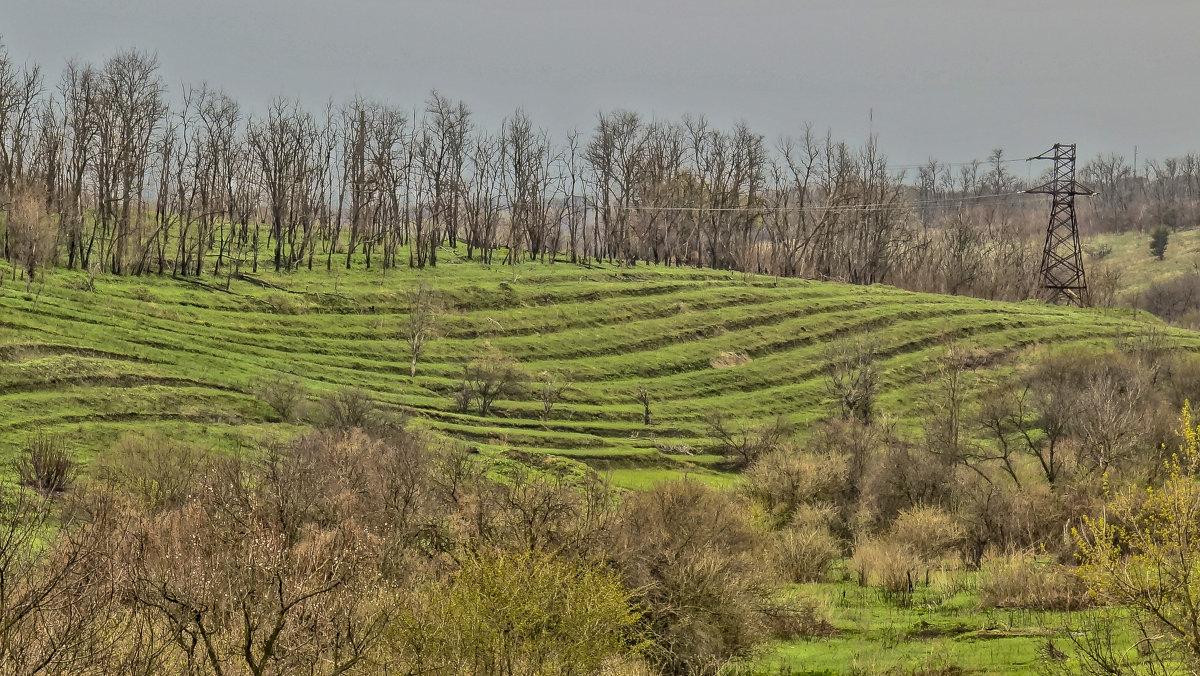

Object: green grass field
[747,571,1134,675]
[3,248,1200,491]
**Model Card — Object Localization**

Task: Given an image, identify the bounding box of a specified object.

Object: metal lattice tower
[1026,143,1095,306]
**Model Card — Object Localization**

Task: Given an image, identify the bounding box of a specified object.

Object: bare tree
[92,50,165,274]
[539,371,569,421]
[6,183,55,291]
[824,335,879,423]
[0,41,43,199]
[56,59,101,270]
[405,279,438,377]
[705,410,794,466]
[635,383,653,426]
[461,344,526,416]
[462,131,502,262]
[502,109,558,263]
[1076,368,1150,473]
[416,91,470,267]
[248,97,317,272]
[125,444,389,674]
[979,355,1085,487]
[13,39,1200,309]
[0,484,119,671]
[250,374,308,422]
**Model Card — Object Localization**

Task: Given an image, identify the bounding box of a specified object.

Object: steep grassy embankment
[2,255,1197,487]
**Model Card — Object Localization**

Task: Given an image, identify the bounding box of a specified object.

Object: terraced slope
[2,259,1197,486]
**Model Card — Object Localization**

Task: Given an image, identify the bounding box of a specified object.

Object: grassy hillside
[3,251,1198,488]
[1087,226,1200,294]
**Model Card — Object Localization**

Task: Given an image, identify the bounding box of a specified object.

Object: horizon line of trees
[2,44,1198,301]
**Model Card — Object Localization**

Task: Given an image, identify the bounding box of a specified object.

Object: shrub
[773,524,841,583]
[95,431,212,513]
[128,285,157,303]
[809,417,879,488]
[250,374,308,421]
[613,480,771,675]
[111,433,392,673]
[319,386,376,428]
[857,440,954,532]
[463,464,616,558]
[978,550,1091,611]
[759,600,836,642]
[1074,403,1200,664]
[849,537,920,600]
[1163,353,1200,408]
[743,449,848,529]
[13,431,74,496]
[264,292,304,314]
[1136,271,1200,325]
[953,479,1079,567]
[460,343,526,416]
[1149,224,1170,260]
[395,549,640,674]
[889,505,963,564]
[1086,243,1113,260]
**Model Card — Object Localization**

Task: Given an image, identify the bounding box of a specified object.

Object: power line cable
[887,158,1028,171]
[589,190,1033,214]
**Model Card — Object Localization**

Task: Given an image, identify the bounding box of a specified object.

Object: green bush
[250,374,309,421]
[1150,224,1170,260]
[392,549,641,674]
[319,386,376,428]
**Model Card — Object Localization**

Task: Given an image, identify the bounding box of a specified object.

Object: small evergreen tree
[1150,225,1170,260]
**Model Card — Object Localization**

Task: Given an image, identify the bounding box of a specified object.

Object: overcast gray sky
[4,0,1198,169]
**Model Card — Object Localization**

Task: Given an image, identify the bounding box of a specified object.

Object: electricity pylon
[1026,143,1095,307]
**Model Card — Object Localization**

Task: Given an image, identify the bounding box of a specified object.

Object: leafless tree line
[1079,151,1200,233]
[2,44,1193,299]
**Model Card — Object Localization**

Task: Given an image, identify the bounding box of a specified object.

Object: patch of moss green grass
[746,569,1149,675]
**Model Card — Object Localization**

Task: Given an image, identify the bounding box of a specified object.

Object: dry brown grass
[710,350,751,369]
[978,550,1092,611]
[849,537,921,597]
